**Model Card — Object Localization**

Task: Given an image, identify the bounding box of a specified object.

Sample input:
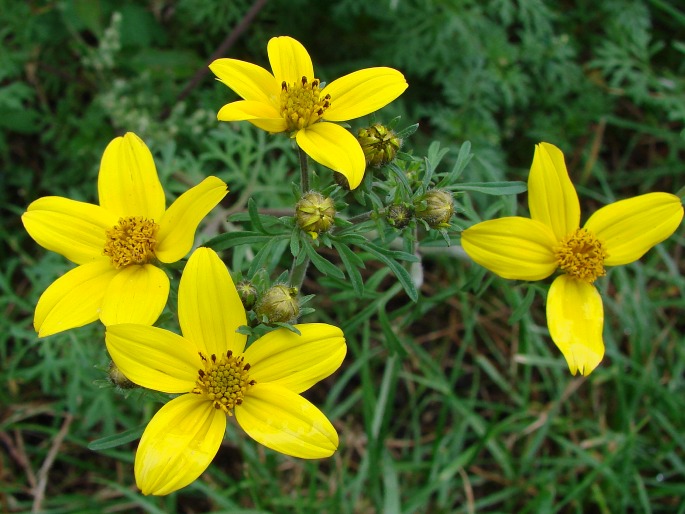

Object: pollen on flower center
[554,228,608,283]
[192,351,255,415]
[280,76,331,132]
[103,216,159,269]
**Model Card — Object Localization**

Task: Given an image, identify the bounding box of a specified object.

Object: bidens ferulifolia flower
[461,142,683,376]
[21,132,227,336]
[209,35,408,189]
[105,248,346,496]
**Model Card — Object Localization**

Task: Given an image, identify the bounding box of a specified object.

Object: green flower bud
[236,280,258,310]
[295,191,336,237]
[415,189,454,229]
[385,203,413,229]
[357,124,401,167]
[254,284,300,324]
[108,361,136,390]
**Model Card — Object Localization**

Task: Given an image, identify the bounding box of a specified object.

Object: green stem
[290,146,312,291]
[289,255,309,291]
[298,146,310,193]
[346,210,377,224]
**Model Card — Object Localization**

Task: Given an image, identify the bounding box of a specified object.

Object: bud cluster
[383,189,455,230]
[357,124,402,167]
[254,284,300,324]
[415,189,454,229]
[295,191,336,238]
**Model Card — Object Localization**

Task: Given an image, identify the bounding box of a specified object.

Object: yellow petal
[235,383,338,459]
[267,36,314,85]
[155,176,228,263]
[97,133,166,220]
[35,260,118,337]
[243,323,346,393]
[461,217,559,280]
[209,58,279,104]
[178,248,247,358]
[528,142,580,240]
[135,394,226,496]
[217,100,287,133]
[321,67,408,122]
[296,123,365,189]
[22,197,118,265]
[100,264,169,326]
[105,324,200,393]
[546,275,604,376]
[584,192,684,266]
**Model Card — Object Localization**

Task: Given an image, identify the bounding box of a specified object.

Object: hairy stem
[298,146,310,193]
[290,146,312,291]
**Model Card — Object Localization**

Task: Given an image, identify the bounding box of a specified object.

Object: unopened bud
[333,172,351,190]
[295,191,336,237]
[236,280,258,310]
[358,124,401,167]
[108,361,136,389]
[415,189,454,229]
[254,284,300,324]
[385,203,413,229]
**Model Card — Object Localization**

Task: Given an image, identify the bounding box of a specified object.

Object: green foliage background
[2,0,685,512]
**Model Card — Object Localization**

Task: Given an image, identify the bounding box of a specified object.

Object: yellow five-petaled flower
[105,247,346,495]
[461,142,683,376]
[209,35,408,189]
[21,132,228,336]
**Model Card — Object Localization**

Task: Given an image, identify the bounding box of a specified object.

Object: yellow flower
[105,248,346,496]
[209,35,408,189]
[461,142,683,376]
[21,132,228,337]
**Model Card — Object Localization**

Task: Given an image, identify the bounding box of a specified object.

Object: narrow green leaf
[508,286,537,324]
[248,197,281,235]
[333,241,364,297]
[436,140,473,187]
[304,243,345,279]
[88,425,145,451]
[248,237,288,277]
[451,181,527,196]
[359,243,418,301]
[203,231,274,251]
[394,122,419,140]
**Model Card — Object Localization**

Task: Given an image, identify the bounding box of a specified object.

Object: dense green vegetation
[3,0,685,512]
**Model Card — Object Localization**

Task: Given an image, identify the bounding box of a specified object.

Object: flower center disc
[554,228,608,283]
[193,351,255,415]
[280,76,331,132]
[103,216,159,269]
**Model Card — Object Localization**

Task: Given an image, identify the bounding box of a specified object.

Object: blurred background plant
[2,0,685,512]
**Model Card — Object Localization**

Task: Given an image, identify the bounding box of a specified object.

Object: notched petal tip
[134,395,226,496]
[528,142,580,240]
[546,275,605,377]
[586,192,684,266]
[98,132,166,220]
[236,383,339,459]
[562,344,604,376]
